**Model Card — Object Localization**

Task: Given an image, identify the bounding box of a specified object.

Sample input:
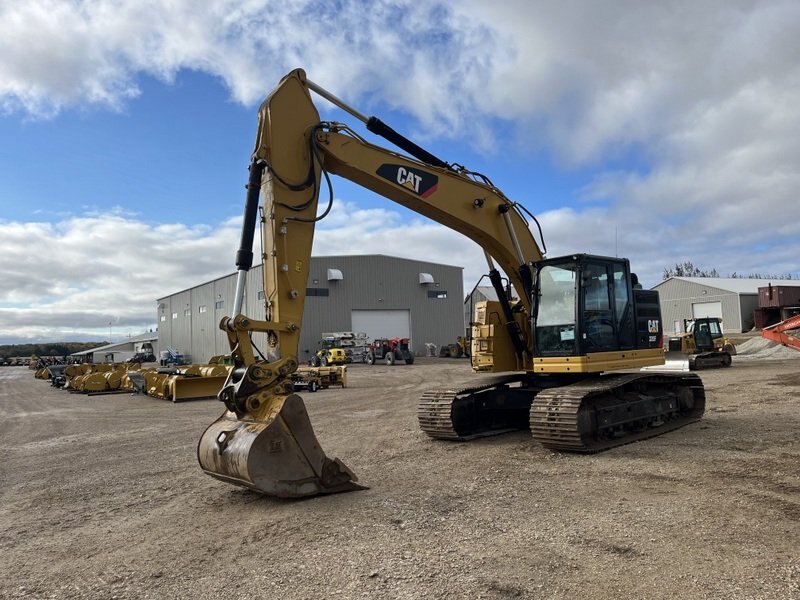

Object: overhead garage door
[351,309,411,342]
[692,301,723,320]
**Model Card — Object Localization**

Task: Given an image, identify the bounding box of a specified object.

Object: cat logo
[647,319,660,334]
[376,164,438,198]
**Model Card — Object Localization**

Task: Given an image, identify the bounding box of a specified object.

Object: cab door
[580,261,617,353]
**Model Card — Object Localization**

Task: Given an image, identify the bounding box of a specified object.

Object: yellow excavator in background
[197,69,705,498]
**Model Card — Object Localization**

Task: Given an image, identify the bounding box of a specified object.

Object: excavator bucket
[197,393,366,498]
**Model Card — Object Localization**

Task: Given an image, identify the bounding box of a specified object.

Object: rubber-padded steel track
[417,375,527,441]
[530,373,705,452]
[418,372,705,452]
[689,352,732,370]
[417,389,462,439]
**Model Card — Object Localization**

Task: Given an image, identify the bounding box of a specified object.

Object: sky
[1,0,799,344]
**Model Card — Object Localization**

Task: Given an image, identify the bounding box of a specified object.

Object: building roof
[470,286,499,302]
[127,331,158,343]
[466,285,520,303]
[655,277,800,295]
[70,331,157,356]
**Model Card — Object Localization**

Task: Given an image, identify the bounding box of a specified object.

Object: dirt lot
[1,354,799,600]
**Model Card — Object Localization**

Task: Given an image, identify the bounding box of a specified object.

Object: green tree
[663,262,719,279]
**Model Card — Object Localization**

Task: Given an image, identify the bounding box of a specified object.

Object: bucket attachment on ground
[198,392,365,498]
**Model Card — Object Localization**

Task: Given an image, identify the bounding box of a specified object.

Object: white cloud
[0,213,242,342]
[313,199,488,283]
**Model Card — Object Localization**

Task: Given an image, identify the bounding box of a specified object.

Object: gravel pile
[735,335,800,359]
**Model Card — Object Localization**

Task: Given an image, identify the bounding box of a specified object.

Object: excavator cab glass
[535,263,578,355]
[693,318,722,351]
[534,254,636,357]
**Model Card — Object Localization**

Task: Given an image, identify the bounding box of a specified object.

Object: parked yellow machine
[127,364,231,402]
[71,363,135,392]
[197,69,705,498]
[439,336,470,358]
[663,317,737,370]
[310,346,347,367]
[35,362,143,393]
[292,365,347,392]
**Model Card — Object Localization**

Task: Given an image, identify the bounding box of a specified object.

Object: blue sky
[1,0,799,343]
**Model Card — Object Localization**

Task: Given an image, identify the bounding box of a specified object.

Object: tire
[311,356,321,367]
[386,351,396,366]
[308,381,318,392]
[366,352,375,365]
[321,356,328,366]
[721,352,732,367]
[406,355,414,365]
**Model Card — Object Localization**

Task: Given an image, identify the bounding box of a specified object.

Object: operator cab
[533,254,661,357]
[688,317,724,351]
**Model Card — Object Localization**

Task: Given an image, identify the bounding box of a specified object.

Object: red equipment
[366,338,415,365]
[760,314,800,352]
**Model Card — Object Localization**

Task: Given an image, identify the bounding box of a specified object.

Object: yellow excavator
[197,69,705,498]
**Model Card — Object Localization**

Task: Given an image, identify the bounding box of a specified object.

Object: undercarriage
[418,372,705,452]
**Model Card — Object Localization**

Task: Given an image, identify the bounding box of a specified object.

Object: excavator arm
[198,68,545,497]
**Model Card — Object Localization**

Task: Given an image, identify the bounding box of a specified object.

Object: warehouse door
[351,309,411,343]
[692,301,723,320]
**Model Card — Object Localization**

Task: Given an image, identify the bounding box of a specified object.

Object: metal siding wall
[300,255,464,357]
[171,290,193,358]
[191,284,215,363]
[213,273,239,356]
[156,297,171,352]
[160,256,464,362]
[654,279,747,333]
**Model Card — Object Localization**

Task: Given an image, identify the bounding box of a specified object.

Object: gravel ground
[1,355,798,600]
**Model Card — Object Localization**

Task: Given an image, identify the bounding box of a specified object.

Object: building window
[215,300,224,310]
[198,305,208,313]
[172,312,178,319]
[306,287,330,297]
[427,290,448,299]
[184,308,191,317]
[257,291,265,300]
[160,315,166,322]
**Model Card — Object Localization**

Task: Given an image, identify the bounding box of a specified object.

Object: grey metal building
[652,277,800,333]
[464,285,519,330]
[70,332,159,364]
[156,255,464,363]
